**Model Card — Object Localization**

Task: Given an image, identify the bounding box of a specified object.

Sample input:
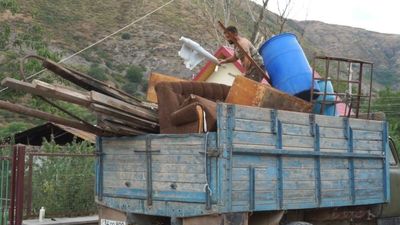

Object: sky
[256,0,400,35]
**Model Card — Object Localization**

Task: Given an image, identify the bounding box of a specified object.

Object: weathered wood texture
[1,77,159,136]
[97,103,388,218]
[225,76,312,113]
[218,104,388,212]
[100,134,218,213]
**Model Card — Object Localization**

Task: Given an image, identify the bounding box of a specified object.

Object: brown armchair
[155,81,230,134]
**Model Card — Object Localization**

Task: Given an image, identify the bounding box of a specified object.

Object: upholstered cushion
[155,81,230,134]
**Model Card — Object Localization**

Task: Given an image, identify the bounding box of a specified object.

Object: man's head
[224,26,238,44]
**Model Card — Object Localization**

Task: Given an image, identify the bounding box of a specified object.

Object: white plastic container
[39,207,45,222]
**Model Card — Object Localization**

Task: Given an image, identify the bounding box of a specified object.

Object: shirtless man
[218,26,268,83]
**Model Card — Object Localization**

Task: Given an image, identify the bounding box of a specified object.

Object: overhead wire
[0,0,175,95]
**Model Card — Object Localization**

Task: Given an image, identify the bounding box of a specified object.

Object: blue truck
[95,103,400,225]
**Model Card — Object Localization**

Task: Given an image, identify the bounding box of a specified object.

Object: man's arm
[218,55,238,65]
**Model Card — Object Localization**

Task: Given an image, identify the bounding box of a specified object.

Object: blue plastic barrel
[259,33,319,97]
[313,80,337,116]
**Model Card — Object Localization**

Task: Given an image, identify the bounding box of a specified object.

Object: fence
[0,145,11,225]
[24,147,97,218]
[1,141,97,225]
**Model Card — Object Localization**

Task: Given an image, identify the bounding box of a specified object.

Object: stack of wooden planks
[0,56,159,136]
[1,78,159,136]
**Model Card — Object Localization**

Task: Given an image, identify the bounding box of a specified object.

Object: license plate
[100,219,126,225]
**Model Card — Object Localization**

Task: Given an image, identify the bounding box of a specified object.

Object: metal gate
[0,144,13,225]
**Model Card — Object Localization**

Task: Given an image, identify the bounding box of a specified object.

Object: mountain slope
[300,20,400,88]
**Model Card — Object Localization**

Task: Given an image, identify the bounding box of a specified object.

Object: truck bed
[95,103,390,217]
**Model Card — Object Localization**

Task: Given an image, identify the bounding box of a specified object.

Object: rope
[0,0,175,94]
[203,132,212,196]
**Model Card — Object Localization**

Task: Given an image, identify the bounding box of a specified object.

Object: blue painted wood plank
[103,187,206,203]
[382,121,390,202]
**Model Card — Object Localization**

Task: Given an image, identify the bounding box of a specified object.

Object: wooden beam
[0,100,112,136]
[91,91,158,122]
[33,79,91,106]
[42,58,142,105]
[96,114,158,133]
[98,117,146,136]
[91,103,159,132]
[1,78,91,107]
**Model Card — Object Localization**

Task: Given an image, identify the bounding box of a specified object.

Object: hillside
[1,0,400,132]
[300,20,400,88]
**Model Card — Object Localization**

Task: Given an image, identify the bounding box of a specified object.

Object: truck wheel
[285,222,313,225]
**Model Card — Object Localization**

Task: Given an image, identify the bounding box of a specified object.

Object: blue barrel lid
[258,33,298,55]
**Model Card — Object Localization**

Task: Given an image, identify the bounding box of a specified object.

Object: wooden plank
[354,159,384,169]
[320,169,349,180]
[152,182,205,192]
[232,155,277,168]
[1,77,92,106]
[282,158,315,169]
[0,99,111,136]
[146,72,185,103]
[283,189,316,199]
[282,168,315,180]
[151,172,206,183]
[42,58,143,105]
[233,118,382,141]
[321,180,350,190]
[103,171,146,181]
[227,103,385,132]
[99,118,146,135]
[33,79,92,106]
[91,103,158,129]
[91,91,158,121]
[102,139,146,152]
[283,180,316,190]
[103,179,146,189]
[225,76,312,113]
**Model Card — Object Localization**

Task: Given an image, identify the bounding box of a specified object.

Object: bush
[31,139,96,217]
[121,33,131,40]
[125,65,145,83]
[88,64,108,81]
[122,82,138,95]
[0,121,32,139]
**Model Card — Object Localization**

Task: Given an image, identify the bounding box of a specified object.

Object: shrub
[30,139,96,216]
[122,82,138,95]
[88,64,108,81]
[121,33,131,40]
[125,65,145,83]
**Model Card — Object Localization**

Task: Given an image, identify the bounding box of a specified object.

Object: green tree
[0,121,32,139]
[370,88,400,152]
[31,138,96,216]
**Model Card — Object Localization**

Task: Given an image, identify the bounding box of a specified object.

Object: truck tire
[285,222,313,225]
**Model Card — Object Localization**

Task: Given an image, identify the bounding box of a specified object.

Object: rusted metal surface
[9,145,26,225]
[312,55,374,118]
[23,150,97,217]
[304,206,380,222]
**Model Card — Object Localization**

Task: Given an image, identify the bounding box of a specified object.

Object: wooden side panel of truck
[95,103,390,218]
